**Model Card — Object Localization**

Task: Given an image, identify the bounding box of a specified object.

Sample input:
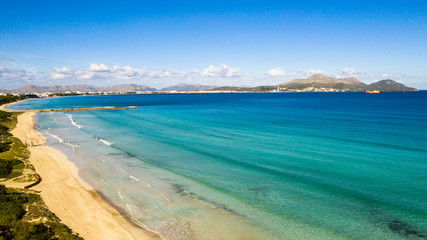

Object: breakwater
[7,106,138,112]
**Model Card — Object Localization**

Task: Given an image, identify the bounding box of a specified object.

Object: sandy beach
[10,111,162,240]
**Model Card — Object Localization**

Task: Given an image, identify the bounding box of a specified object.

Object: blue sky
[1,0,426,89]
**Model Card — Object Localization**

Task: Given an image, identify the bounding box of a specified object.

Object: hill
[280,74,367,91]
[367,80,417,91]
[278,74,416,92]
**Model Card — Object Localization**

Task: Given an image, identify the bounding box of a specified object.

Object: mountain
[212,86,276,92]
[161,84,216,91]
[368,79,417,91]
[279,74,417,92]
[104,84,156,92]
[13,84,100,93]
[10,84,156,93]
[2,76,417,94]
[280,74,367,91]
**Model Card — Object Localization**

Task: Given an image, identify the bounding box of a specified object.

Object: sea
[9,92,427,240]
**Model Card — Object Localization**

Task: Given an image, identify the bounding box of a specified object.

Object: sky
[1,0,426,89]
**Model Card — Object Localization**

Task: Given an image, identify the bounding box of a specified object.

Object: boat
[366,90,380,94]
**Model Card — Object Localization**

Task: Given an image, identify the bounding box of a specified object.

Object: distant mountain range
[0,84,157,94]
[0,83,217,94]
[213,74,417,92]
[0,75,417,94]
[160,83,216,91]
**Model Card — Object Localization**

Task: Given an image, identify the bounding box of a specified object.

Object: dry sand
[11,111,162,240]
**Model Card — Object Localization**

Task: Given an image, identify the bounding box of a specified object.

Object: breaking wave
[66,113,82,129]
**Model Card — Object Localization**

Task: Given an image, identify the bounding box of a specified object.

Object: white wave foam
[116,189,135,214]
[99,138,113,146]
[129,175,141,182]
[66,113,82,129]
[116,189,125,201]
[64,142,80,152]
[46,132,80,151]
[46,132,64,143]
[125,203,134,214]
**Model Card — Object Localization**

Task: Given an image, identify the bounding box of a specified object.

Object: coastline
[8,108,162,240]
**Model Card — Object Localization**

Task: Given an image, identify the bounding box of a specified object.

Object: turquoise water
[10,92,427,239]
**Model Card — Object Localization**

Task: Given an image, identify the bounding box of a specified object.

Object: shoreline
[7,106,162,239]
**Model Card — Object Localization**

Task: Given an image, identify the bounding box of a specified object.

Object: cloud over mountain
[0,66,34,89]
[265,68,287,77]
[201,64,241,78]
[46,64,241,82]
[265,67,403,85]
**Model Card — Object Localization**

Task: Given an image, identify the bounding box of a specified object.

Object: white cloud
[201,64,241,78]
[46,63,242,83]
[46,64,195,83]
[0,66,34,89]
[338,67,366,77]
[49,64,150,81]
[266,68,330,77]
[88,63,110,72]
[189,68,200,76]
[266,68,286,77]
[149,68,187,78]
[0,66,33,80]
[49,67,75,79]
[305,69,328,76]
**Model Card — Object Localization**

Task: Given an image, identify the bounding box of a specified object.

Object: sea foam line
[129,175,141,182]
[98,138,113,146]
[66,113,82,129]
[46,132,64,143]
[46,132,80,151]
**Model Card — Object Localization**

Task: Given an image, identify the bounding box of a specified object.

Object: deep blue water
[10,92,427,239]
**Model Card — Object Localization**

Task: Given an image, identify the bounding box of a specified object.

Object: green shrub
[0,112,12,123]
[0,185,6,195]
[0,95,28,106]
[13,223,56,240]
[0,125,8,132]
[0,143,11,153]
[0,198,26,222]
[0,160,22,178]
[0,161,13,177]
[0,185,82,239]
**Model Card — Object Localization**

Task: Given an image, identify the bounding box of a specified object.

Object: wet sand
[10,111,162,240]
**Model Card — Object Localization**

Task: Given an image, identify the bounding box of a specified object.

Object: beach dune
[12,112,161,240]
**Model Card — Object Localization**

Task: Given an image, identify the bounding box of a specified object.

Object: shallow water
[10,92,427,239]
